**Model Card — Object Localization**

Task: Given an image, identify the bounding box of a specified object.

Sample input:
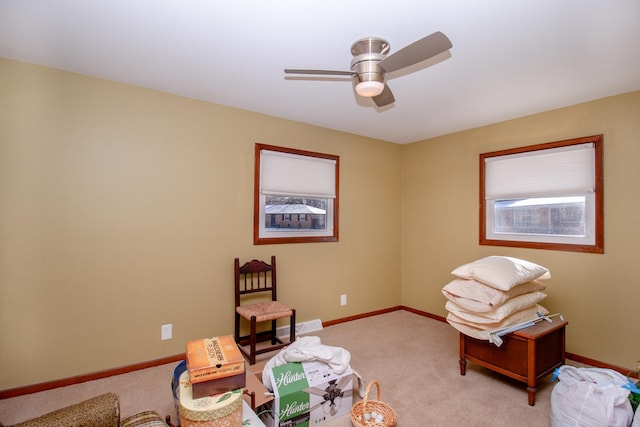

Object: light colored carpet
[0,310,583,426]
[313,310,563,427]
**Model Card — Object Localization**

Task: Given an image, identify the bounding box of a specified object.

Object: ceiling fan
[284,31,452,107]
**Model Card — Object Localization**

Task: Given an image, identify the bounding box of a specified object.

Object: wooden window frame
[254,143,339,245]
[479,135,604,253]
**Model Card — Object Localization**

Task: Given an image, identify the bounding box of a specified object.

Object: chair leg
[271,319,277,345]
[290,309,296,344]
[250,316,257,365]
[234,313,240,343]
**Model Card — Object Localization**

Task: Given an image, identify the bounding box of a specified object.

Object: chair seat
[236,301,293,322]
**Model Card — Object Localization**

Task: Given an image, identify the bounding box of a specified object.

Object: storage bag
[550,365,633,427]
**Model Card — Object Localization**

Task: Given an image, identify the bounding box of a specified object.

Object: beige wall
[1,57,638,391]
[401,91,640,369]
[0,58,401,390]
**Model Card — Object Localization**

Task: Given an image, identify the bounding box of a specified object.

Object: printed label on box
[263,361,353,427]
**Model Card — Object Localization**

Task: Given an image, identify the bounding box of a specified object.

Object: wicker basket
[350,380,396,427]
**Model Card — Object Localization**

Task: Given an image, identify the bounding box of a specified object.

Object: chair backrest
[234,256,277,307]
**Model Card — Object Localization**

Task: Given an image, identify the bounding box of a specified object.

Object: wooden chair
[234,256,296,365]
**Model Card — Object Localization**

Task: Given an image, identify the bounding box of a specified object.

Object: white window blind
[484,143,595,199]
[260,149,336,198]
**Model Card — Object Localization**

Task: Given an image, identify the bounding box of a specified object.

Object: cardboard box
[187,335,245,382]
[261,361,354,427]
[242,400,267,427]
[186,335,246,398]
[244,370,274,410]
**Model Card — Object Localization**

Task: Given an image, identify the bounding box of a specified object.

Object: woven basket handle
[362,380,382,405]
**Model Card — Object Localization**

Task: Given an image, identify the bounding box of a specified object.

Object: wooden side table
[459,318,567,405]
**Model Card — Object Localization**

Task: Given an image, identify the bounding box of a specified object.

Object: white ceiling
[1,1,639,144]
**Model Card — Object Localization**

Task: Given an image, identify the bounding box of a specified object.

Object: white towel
[261,336,353,391]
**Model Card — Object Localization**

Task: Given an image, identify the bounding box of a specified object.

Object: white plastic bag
[550,365,634,427]
[631,387,640,427]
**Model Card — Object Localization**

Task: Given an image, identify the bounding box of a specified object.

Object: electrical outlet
[340,294,347,306]
[161,324,172,340]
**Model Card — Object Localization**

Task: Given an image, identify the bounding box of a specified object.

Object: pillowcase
[447,304,549,331]
[451,256,551,291]
[446,304,549,340]
[441,278,546,312]
[446,315,489,340]
[445,291,547,323]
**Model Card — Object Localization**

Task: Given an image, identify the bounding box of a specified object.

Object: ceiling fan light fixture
[355,80,384,97]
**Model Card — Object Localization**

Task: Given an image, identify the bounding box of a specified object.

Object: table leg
[459,333,467,375]
[459,358,467,375]
[526,386,536,406]
[527,334,536,405]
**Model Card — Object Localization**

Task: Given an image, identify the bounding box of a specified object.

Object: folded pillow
[442,278,546,312]
[445,291,547,323]
[446,304,549,340]
[451,256,550,291]
[447,304,549,331]
[446,315,489,340]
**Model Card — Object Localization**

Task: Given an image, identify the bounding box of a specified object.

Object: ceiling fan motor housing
[350,37,389,87]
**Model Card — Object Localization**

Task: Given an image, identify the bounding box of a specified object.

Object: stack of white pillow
[442,256,551,340]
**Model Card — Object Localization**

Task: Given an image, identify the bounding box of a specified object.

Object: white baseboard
[276,318,323,338]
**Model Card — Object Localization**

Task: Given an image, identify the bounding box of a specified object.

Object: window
[254,143,339,244]
[480,135,603,253]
